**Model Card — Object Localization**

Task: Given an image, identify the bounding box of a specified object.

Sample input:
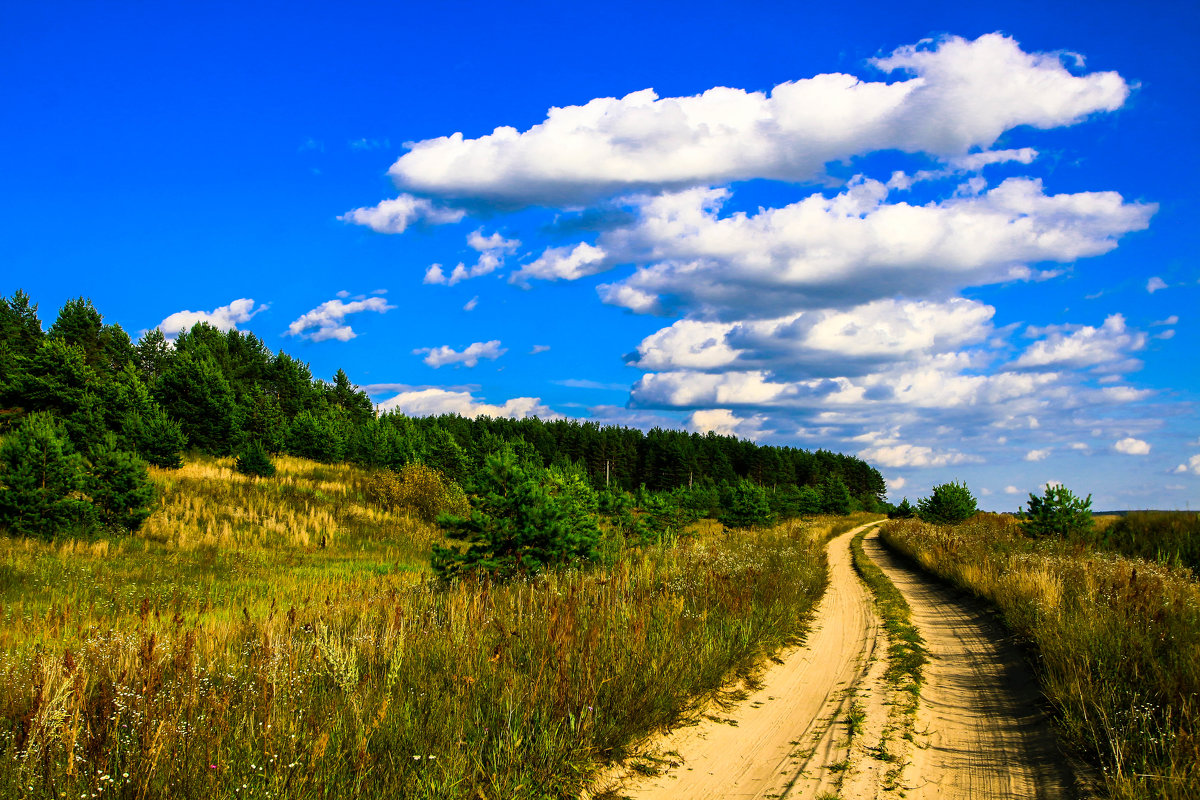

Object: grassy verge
[848,525,926,787]
[0,455,834,799]
[882,514,1200,800]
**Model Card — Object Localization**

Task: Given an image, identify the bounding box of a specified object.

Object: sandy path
[595,522,884,799]
[861,527,1078,799]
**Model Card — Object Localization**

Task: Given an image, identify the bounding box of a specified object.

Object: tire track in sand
[861,527,1079,800]
[593,522,885,799]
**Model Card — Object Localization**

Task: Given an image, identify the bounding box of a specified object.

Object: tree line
[0,290,886,540]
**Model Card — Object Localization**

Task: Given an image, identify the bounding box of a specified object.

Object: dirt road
[595,522,1079,800]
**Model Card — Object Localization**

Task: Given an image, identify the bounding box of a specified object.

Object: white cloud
[1004,485,1020,494]
[158,298,268,336]
[888,476,907,490]
[339,194,465,234]
[414,340,507,368]
[377,387,557,419]
[1152,315,1179,326]
[372,34,1127,209]
[425,229,520,286]
[1025,448,1050,461]
[1114,437,1151,455]
[511,242,608,286]
[858,443,983,468]
[286,296,394,342]
[1014,314,1146,370]
[530,344,551,354]
[686,408,768,440]
[1146,276,1168,293]
[595,179,1152,319]
[1174,455,1200,475]
[463,296,479,311]
[629,297,995,376]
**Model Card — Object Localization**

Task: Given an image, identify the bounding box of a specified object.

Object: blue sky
[3,0,1198,510]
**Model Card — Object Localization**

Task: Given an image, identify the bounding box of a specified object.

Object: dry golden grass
[0,455,835,799]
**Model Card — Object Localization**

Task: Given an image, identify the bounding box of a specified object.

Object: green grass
[882,514,1200,800]
[849,526,926,693]
[0,455,839,799]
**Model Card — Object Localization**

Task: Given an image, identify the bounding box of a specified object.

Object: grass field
[881,514,1200,800]
[0,455,844,799]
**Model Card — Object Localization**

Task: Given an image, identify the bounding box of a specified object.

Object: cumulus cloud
[857,443,983,468]
[365,34,1126,210]
[414,340,507,368]
[530,344,551,354]
[1004,485,1020,494]
[595,179,1152,319]
[628,297,996,377]
[686,408,768,439]
[339,194,465,233]
[377,387,557,419]
[1114,437,1150,455]
[425,229,520,286]
[1174,455,1200,475]
[1146,276,1168,293]
[158,298,268,336]
[510,242,607,286]
[888,476,907,490]
[1014,314,1146,370]
[286,296,394,342]
[1025,448,1050,461]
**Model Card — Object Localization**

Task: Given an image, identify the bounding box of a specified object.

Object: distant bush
[917,481,977,524]
[888,497,916,519]
[718,478,775,529]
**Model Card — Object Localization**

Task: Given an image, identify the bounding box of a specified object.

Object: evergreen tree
[1023,483,1094,539]
[156,353,238,454]
[122,405,187,469]
[819,474,853,515]
[87,434,155,531]
[235,440,277,478]
[888,498,916,519]
[433,452,600,580]
[917,481,978,525]
[0,413,92,538]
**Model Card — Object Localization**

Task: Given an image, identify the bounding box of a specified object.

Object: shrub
[819,474,853,515]
[235,440,277,478]
[917,480,977,524]
[364,462,468,522]
[1022,483,1093,540]
[718,478,775,530]
[122,405,187,468]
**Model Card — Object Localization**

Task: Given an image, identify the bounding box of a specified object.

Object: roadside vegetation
[881,501,1200,799]
[0,454,851,799]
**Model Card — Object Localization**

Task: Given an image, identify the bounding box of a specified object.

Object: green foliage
[888,497,916,519]
[87,433,155,531]
[122,405,187,469]
[365,462,468,522]
[819,474,853,515]
[1098,511,1200,575]
[235,440,277,478]
[1022,483,1094,540]
[285,409,343,463]
[156,352,237,454]
[917,480,977,524]
[432,452,600,580]
[718,478,775,529]
[0,412,92,538]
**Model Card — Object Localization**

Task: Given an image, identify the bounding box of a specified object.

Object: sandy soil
[861,527,1079,799]
[591,522,1082,800]
[592,521,886,799]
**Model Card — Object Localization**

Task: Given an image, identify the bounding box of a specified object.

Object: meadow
[881,514,1200,800]
[0,455,846,799]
